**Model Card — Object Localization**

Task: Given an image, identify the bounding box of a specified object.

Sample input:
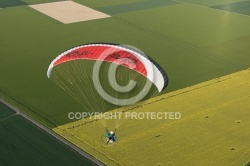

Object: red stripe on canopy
[53,45,147,76]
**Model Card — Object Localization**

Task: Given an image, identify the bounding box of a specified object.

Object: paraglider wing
[47,42,168,114]
[47,43,168,92]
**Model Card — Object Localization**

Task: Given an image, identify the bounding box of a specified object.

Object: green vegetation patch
[22,0,65,5]
[115,3,250,68]
[0,114,96,166]
[212,0,250,16]
[0,0,64,8]
[74,0,147,8]
[0,0,26,8]
[175,0,248,7]
[0,102,15,120]
[97,0,177,15]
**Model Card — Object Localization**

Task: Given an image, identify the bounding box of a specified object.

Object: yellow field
[54,69,250,166]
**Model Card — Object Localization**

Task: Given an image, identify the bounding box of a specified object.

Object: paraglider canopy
[47,43,168,92]
[47,43,168,130]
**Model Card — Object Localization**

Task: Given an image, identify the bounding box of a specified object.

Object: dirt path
[0,98,105,166]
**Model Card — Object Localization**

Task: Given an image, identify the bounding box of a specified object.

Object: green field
[1,0,250,165]
[1,0,250,128]
[0,102,15,120]
[0,103,96,166]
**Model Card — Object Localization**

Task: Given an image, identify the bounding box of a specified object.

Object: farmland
[0,102,15,120]
[1,0,250,128]
[54,69,250,166]
[0,102,96,166]
[1,0,250,165]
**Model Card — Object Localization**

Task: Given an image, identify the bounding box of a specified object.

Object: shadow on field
[0,0,27,8]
